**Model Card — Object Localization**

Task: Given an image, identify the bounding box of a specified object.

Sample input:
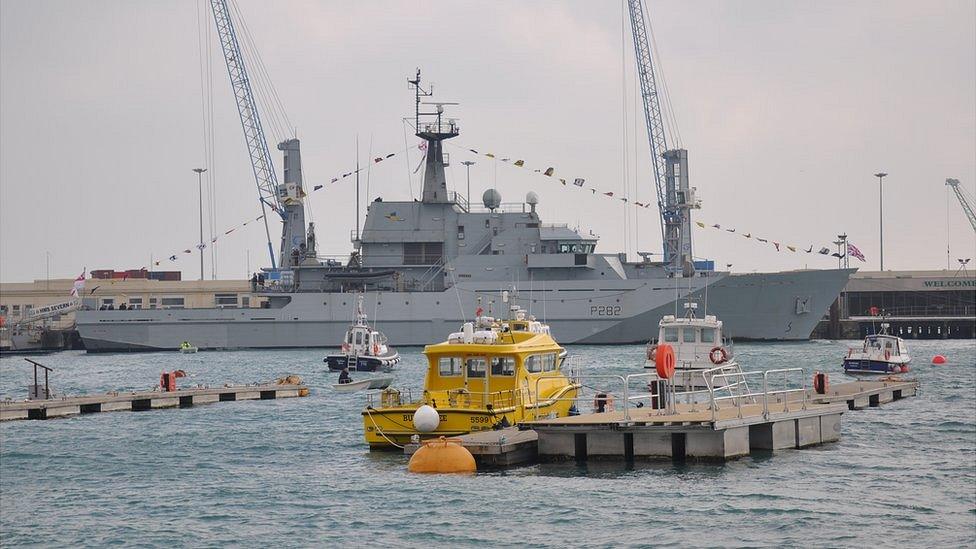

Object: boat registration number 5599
[590,305,621,316]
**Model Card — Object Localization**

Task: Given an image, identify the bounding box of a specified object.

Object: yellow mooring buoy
[408,436,477,474]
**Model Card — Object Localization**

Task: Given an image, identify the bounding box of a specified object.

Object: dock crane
[627,0,699,274]
[209,0,309,270]
[946,178,976,232]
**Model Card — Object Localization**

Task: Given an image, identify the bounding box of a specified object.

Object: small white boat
[843,323,911,375]
[332,375,394,393]
[644,302,736,389]
[179,343,198,354]
[324,294,399,372]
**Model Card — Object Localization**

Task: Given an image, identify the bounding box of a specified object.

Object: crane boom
[627,0,696,272]
[946,178,976,232]
[210,0,281,269]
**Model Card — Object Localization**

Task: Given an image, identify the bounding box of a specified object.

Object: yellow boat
[362,309,580,449]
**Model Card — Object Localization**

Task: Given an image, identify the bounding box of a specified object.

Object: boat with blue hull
[324,295,399,372]
[843,323,911,375]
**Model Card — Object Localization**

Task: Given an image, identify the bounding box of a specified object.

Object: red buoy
[932,355,947,365]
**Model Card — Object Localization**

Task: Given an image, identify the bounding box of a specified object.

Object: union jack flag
[847,242,866,262]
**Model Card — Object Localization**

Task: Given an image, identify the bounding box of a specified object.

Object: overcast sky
[2,0,974,283]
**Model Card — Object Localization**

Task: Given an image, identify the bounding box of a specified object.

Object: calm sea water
[1,339,974,547]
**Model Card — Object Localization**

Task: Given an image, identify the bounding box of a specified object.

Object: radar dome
[526,191,539,205]
[482,189,502,210]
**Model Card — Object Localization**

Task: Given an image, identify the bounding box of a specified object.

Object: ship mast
[408,70,459,204]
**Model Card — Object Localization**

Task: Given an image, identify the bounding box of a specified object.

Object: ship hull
[76,269,853,352]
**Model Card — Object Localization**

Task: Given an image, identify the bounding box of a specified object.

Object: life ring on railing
[884,350,890,360]
[341,342,350,352]
[709,346,729,365]
[847,348,853,358]
[373,344,380,355]
[646,344,658,362]
[655,344,675,379]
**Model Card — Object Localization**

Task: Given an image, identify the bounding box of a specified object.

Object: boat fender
[709,346,729,365]
[646,344,657,362]
[847,348,853,358]
[655,344,676,379]
[884,350,890,360]
[413,405,440,433]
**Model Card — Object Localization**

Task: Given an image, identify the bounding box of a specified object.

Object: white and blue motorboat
[843,323,911,375]
[324,294,399,372]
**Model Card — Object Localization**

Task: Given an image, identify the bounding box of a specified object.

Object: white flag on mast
[70,270,86,298]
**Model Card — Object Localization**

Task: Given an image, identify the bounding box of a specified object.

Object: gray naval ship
[77,75,852,351]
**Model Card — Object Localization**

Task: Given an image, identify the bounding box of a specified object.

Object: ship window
[701,328,715,344]
[160,297,184,308]
[128,297,143,310]
[215,293,238,308]
[439,357,462,376]
[242,296,250,308]
[466,358,486,378]
[683,328,697,343]
[523,355,543,373]
[490,357,515,376]
[542,353,556,371]
[664,327,679,342]
[347,332,354,344]
[355,332,364,345]
[458,226,465,240]
[403,242,443,265]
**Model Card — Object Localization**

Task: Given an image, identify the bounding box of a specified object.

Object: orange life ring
[646,344,658,362]
[709,346,729,365]
[655,344,675,379]
[373,344,380,355]
[884,350,890,360]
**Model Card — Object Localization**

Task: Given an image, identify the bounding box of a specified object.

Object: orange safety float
[372,344,380,355]
[655,343,675,379]
[709,346,729,365]
[408,436,476,474]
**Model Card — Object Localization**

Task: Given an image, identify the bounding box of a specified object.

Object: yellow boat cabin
[362,311,580,449]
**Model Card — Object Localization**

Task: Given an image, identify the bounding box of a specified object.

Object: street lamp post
[461,160,475,208]
[193,168,207,281]
[874,172,887,271]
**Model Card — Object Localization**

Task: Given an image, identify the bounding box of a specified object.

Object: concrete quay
[0,384,308,421]
[525,399,847,462]
[806,378,919,410]
[415,379,921,466]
